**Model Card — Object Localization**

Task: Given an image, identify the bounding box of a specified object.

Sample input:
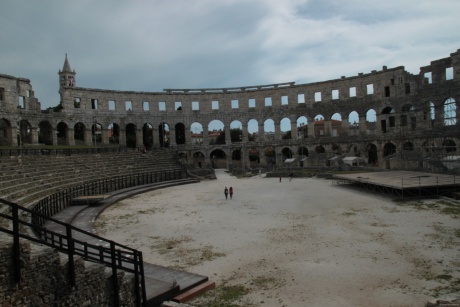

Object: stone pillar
[274,122,281,140]
[52,129,58,146]
[324,120,332,137]
[102,128,109,145]
[259,147,267,166]
[242,123,249,142]
[12,126,19,146]
[290,121,297,139]
[31,128,39,145]
[85,129,93,146]
[358,116,366,135]
[184,127,190,145]
[153,129,160,148]
[258,123,264,142]
[225,125,231,144]
[119,129,126,147]
[169,128,176,146]
[375,114,383,135]
[342,120,350,137]
[68,128,75,146]
[136,129,143,148]
[308,122,315,138]
[203,126,209,145]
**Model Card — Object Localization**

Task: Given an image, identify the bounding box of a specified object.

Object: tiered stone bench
[0,149,214,305]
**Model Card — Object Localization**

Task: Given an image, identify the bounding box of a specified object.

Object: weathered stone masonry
[0,241,136,306]
[0,50,459,171]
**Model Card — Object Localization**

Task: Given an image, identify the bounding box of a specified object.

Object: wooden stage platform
[332,171,460,199]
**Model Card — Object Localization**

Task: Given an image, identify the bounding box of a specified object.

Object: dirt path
[96,170,460,306]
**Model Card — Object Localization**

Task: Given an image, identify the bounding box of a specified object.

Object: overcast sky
[1,0,459,110]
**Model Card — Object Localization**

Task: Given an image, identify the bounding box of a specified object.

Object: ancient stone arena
[96,170,460,306]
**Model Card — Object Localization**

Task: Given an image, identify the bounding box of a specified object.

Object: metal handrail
[0,168,186,306]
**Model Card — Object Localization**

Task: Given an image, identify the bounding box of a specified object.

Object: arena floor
[96,170,460,306]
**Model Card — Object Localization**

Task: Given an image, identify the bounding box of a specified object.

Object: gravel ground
[96,170,460,307]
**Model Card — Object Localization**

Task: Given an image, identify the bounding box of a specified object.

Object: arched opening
[108,123,120,144]
[143,123,154,149]
[248,119,258,142]
[38,121,53,145]
[297,116,308,139]
[74,122,85,145]
[264,119,275,141]
[249,148,260,167]
[348,111,359,136]
[126,123,137,148]
[265,146,276,165]
[366,143,378,165]
[444,97,457,126]
[331,113,342,137]
[315,145,325,153]
[442,139,456,153]
[281,147,293,160]
[191,122,203,145]
[0,118,12,146]
[230,121,243,143]
[193,151,205,168]
[158,122,169,148]
[297,146,309,167]
[383,142,396,157]
[92,122,102,145]
[280,118,291,139]
[209,120,225,145]
[210,149,227,168]
[175,123,186,145]
[56,122,68,145]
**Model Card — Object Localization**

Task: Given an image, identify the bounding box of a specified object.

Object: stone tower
[58,53,76,89]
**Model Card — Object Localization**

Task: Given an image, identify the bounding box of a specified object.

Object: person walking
[279,176,282,182]
[229,187,233,199]
[224,187,228,199]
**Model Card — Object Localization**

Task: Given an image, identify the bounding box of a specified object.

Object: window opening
[424,72,432,84]
[314,92,321,102]
[249,98,255,108]
[297,93,305,103]
[192,101,199,111]
[143,101,150,111]
[158,101,166,111]
[18,96,25,108]
[366,84,374,95]
[349,87,356,97]
[125,100,132,111]
[74,98,81,108]
[175,101,182,110]
[109,100,116,111]
[281,95,288,105]
[332,89,339,100]
[212,100,219,110]
[91,99,98,110]
[231,99,239,109]
[264,97,272,107]
[446,67,454,80]
[384,86,390,97]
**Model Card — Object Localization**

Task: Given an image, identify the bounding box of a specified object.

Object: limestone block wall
[0,49,459,170]
[0,240,137,306]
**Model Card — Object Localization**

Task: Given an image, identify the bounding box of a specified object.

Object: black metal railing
[0,198,146,306]
[0,147,133,157]
[1,168,185,306]
[31,169,183,227]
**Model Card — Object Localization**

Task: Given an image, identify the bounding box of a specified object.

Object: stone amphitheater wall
[1,49,459,171]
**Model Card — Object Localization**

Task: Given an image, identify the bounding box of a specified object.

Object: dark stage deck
[333,171,460,198]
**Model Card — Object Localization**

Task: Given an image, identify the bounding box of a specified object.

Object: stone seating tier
[0,151,183,207]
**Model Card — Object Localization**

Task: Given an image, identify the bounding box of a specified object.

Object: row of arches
[0,98,457,147]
